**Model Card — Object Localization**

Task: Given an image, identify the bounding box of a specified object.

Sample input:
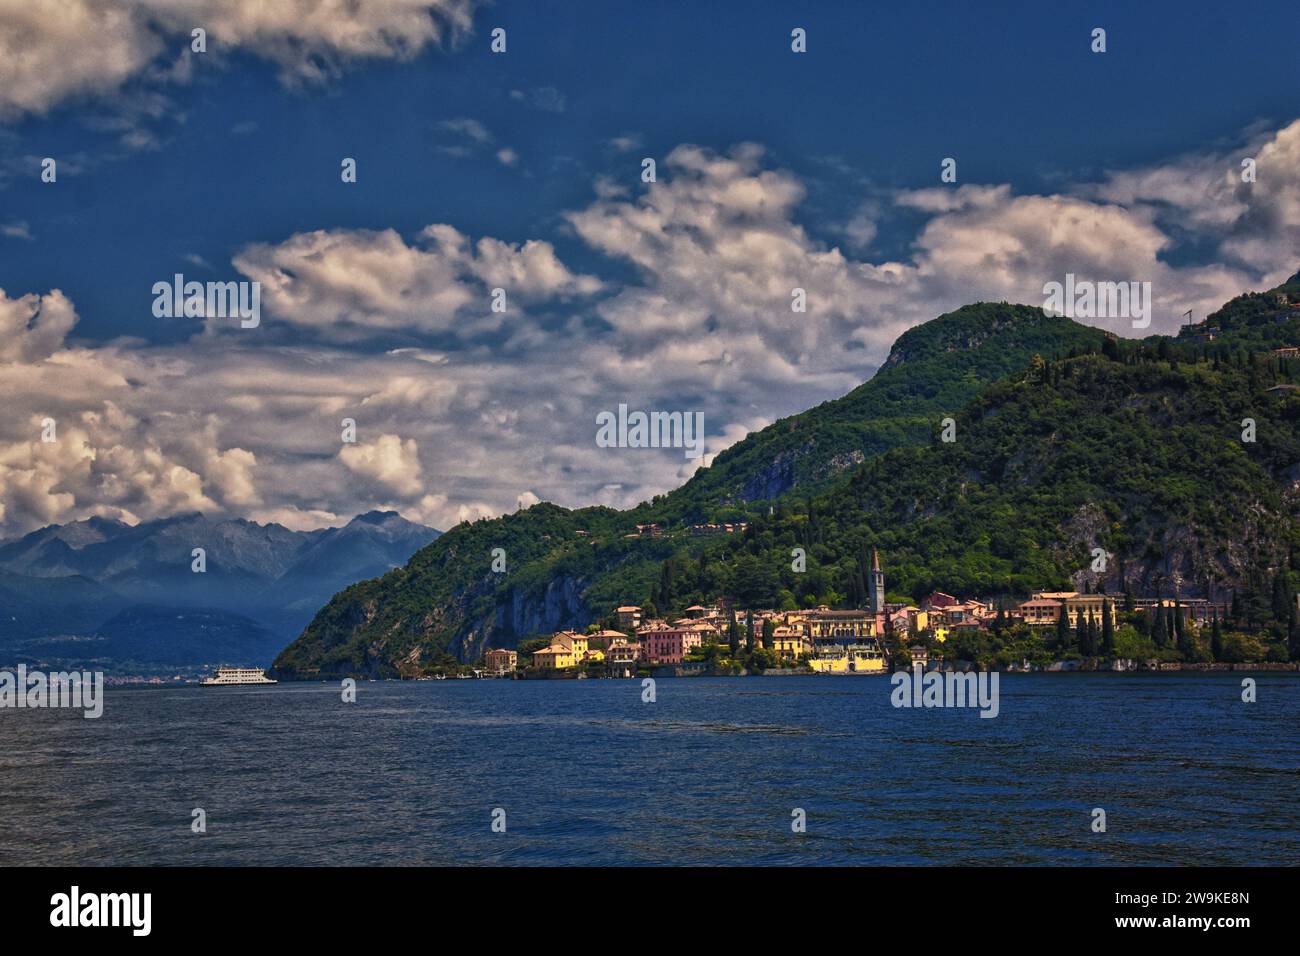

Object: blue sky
[0,0,1297,536]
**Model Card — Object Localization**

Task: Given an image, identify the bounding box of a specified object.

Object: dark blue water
[1,674,1296,865]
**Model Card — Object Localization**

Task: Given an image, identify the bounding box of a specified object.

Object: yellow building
[801,609,878,641]
[1026,593,1118,629]
[770,626,812,660]
[531,630,594,670]
[532,646,577,670]
[552,630,589,658]
[807,644,885,674]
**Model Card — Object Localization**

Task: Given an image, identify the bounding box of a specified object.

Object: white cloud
[0,288,78,362]
[1,219,32,240]
[231,223,601,341]
[0,0,478,118]
[339,433,423,496]
[439,116,491,143]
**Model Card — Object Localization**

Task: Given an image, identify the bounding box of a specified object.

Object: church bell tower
[868,548,885,615]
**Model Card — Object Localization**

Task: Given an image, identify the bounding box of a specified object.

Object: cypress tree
[1152,603,1168,648]
[1055,604,1070,650]
[1272,572,1291,626]
[1211,614,1224,661]
[1176,609,1196,661]
[1078,613,1095,656]
[1102,601,1115,654]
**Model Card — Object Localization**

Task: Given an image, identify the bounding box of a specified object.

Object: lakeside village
[475,551,1300,679]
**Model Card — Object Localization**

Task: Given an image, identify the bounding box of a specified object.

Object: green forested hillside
[659,302,1109,510]
[272,277,1300,678]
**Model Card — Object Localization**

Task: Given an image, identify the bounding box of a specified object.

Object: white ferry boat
[200,667,277,686]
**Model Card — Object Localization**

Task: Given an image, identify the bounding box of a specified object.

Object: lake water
[1,674,1296,865]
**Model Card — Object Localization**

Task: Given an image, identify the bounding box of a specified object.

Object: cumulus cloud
[0,288,78,362]
[0,0,477,118]
[339,433,423,497]
[1087,117,1300,286]
[232,224,602,341]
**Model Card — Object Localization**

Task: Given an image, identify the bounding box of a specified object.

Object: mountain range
[0,510,439,671]
[270,269,1300,679]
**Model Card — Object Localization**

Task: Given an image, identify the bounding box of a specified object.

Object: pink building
[637,627,702,665]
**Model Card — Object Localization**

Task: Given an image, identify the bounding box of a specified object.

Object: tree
[1176,611,1197,661]
[761,618,776,649]
[1272,572,1292,630]
[1211,614,1224,661]
[1078,613,1096,656]
[1101,601,1115,655]
[1055,604,1070,651]
[727,607,740,658]
[745,611,756,653]
[1152,603,1168,648]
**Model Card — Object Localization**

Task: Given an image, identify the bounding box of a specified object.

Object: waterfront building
[807,643,885,674]
[637,626,702,665]
[484,649,517,676]
[1019,598,1062,626]
[552,630,590,658]
[1132,598,1230,627]
[532,645,578,670]
[769,625,812,660]
[801,608,879,642]
[606,641,640,677]
[1026,592,1118,628]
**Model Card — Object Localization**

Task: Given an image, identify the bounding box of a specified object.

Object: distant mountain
[272,271,1300,679]
[0,511,439,671]
[96,606,285,667]
[0,568,128,639]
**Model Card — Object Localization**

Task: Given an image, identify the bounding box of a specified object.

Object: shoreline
[256,660,1300,684]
